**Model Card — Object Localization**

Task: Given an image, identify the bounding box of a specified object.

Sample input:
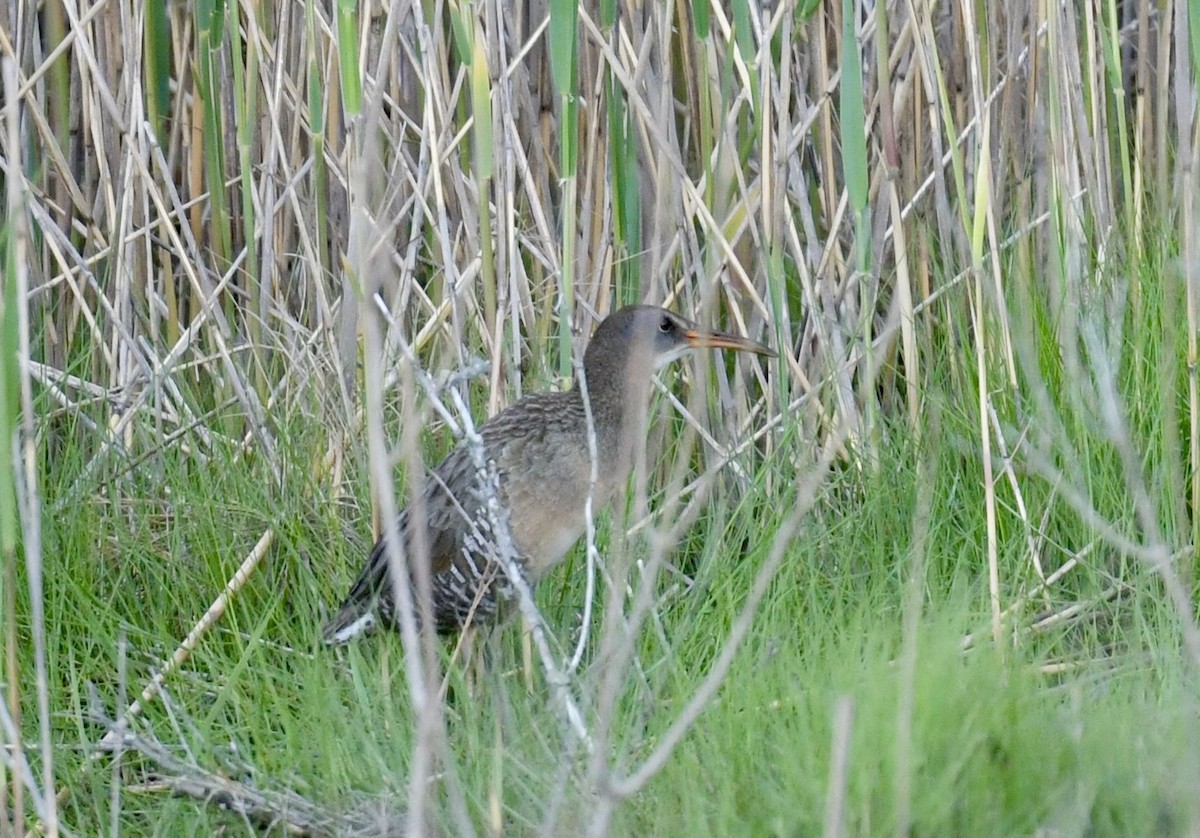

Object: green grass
[27,292,1200,834]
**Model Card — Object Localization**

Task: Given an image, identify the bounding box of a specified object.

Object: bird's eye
[658,316,673,333]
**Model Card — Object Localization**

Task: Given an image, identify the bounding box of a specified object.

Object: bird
[323,305,774,644]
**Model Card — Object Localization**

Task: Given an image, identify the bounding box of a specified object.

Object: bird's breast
[496,434,621,580]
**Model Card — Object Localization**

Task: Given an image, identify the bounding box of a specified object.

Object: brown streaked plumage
[323,305,774,644]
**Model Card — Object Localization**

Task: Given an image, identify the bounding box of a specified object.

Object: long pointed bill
[683,328,776,357]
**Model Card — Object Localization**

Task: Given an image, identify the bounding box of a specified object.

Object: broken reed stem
[95,528,275,751]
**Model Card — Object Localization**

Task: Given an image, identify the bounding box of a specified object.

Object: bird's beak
[684,327,777,358]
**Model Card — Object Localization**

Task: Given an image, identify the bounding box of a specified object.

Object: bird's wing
[321,446,479,644]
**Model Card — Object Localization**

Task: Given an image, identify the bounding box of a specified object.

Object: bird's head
[584,305,775,377]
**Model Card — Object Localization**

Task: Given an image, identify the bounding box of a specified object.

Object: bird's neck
[574,361,655,479]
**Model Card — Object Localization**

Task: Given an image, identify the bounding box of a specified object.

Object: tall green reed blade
[195,0,233,270]
[601,0,637,304]
[731,0,757,113]
[797,0,822,21]
[840,0,873,454]
[306,0,330,289]
[334,0,361,393]
[144,1,179,349]
[336,0,362,118]
[550,0,579,378]
[691,0,709,36]
[470,20,497,339]
[695,31,718,211]
[609,87,640,305]
[43,2,69,174]
[229,0,264,398]
[839,0,869,275]
[1100,0,1134,246]
[144,1,171,142]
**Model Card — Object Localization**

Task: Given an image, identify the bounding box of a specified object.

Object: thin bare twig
[446,386,593,751]
[91,703,379,837]
[822,697,855,838]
